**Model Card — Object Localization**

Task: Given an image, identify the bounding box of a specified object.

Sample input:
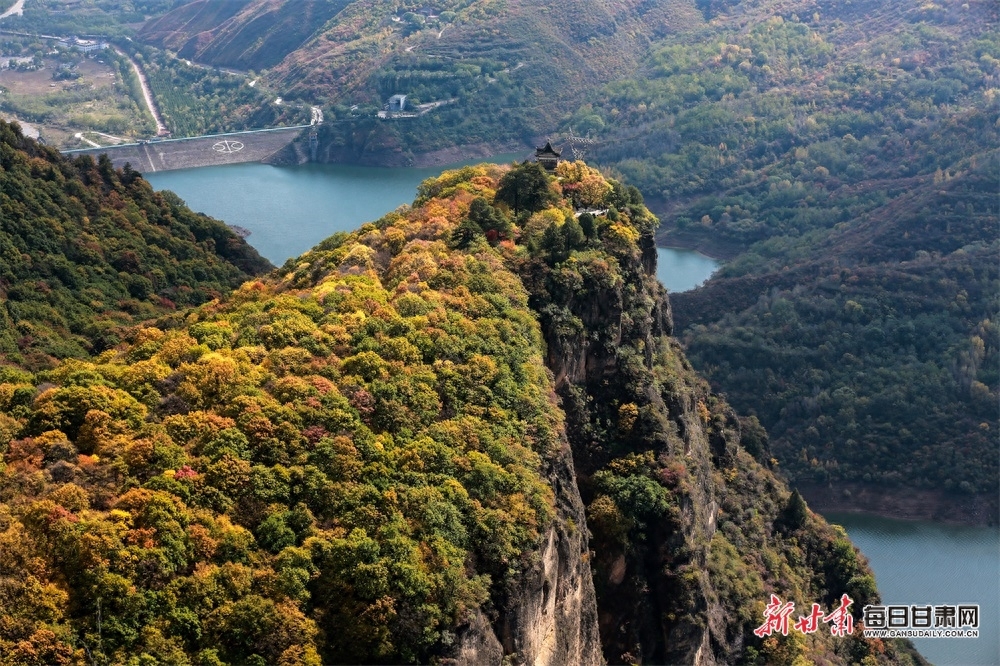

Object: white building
[69,38,109,53]
[388,94,407,112]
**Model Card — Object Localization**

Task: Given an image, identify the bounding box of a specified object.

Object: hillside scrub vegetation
[565,0,1000,502]
[675,152,999,495]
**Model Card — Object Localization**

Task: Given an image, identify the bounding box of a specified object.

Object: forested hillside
[580,0,999,505]
[0,162,595,665]
[131,0,687,155]
[3,0,184,35]
[0,140,923,663]
[0,0,990,661]
[0,120,271,370]
[486,161,920,665]
[673,148,998,498]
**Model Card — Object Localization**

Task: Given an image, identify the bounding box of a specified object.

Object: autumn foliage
[0,154,918,665]
[0,161,584,664]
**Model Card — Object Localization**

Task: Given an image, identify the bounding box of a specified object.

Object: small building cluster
[48,37,109,53]
[68,38,108,53]
[379,94,418,119]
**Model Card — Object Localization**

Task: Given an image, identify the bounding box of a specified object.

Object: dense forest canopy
[674,150,999,495]
[0,0,991,660]
[627,1,1000,497]
[75,0,996,500]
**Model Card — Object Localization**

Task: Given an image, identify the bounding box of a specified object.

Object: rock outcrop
[452,429,602,666]
[507,180,921,664]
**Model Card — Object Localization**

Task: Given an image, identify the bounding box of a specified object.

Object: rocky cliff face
[0,158,606,665]
[520,225,729,663]
[510,200,920,665]
[452,427,602,666]
[499,446,602,666]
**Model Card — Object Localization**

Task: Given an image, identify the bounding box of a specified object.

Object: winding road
[0,17,325,142]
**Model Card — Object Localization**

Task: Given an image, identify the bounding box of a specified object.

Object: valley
[140,153,997,665]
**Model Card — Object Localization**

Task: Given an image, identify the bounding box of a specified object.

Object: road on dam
[64,126,311,172]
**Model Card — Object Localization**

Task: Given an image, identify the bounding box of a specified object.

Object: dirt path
[113,47,168,136]
[0,0,25,21]
[74,132,101,148]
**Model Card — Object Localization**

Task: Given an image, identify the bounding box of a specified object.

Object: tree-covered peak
[280,160,658,290]
[0,159,617,664]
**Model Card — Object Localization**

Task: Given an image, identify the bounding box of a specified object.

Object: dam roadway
[63,125,312,173]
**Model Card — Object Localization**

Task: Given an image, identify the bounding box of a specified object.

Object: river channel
[146,160,998,665]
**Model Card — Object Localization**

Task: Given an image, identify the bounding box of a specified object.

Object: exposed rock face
[519,228,729,663]
[0,140,918,666]
[512,224,905,665]
[498,445,603,666]
[452,610,503,665]
[418,166,923,666]
[453,431,603,666]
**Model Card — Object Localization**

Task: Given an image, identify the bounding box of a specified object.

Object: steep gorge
[419,161,926,665]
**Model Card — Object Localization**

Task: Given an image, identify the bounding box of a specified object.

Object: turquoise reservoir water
[148,159,514,267]
[147,161,718,292]
[826,513,1000,665]
[655,246,719,292]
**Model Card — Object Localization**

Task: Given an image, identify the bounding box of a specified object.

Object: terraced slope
[136,0,689,153]
[140,0,354,71]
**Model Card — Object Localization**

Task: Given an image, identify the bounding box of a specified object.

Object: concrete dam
[64,125,313,173]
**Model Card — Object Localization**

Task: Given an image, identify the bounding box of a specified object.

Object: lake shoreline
[799,481,999,528]
[643,196,746,261]
[270,137,534,170]
[655,246,720,293]
[652,227,744,261]
[828,511,999,666]
[147,160,997,538]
